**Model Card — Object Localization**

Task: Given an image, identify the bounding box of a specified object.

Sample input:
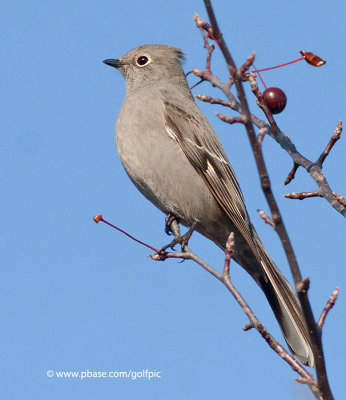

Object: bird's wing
[164,99,256,248]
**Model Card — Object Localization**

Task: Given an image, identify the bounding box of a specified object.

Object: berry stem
[253,64,267,89]
[249,56,305,75]
[93,214,159,252]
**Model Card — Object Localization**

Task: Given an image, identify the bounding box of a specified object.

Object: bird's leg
[165,213,179,235]
[161,214,180,251]
[179,220,198,249]
[161,215,198,252]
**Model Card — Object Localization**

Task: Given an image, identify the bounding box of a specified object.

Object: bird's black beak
[103,59,123,69]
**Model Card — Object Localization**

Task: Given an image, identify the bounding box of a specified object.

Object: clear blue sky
[1,1,345,399]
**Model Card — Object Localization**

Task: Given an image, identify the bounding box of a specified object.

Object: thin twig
[284,163,299,185]
[222,232,234,277]
[296,377,318,386]
[193,13,215,74]
[195,94,232,107]
[316,121,343,167]
[258,209,275,228]
[257,126,268,144]
[284,190,346,207]
[283,190,321,200]
[239,51,256,76]
[317,288,339,330]
[216,113,245,124]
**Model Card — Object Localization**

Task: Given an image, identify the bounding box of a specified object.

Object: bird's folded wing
[164,99,256,248]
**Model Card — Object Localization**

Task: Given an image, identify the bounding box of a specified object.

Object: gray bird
[103,44,314,367]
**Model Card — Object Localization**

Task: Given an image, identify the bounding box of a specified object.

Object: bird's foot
[161,219,198,252]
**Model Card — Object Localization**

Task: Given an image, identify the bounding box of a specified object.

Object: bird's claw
[160,220,198,252]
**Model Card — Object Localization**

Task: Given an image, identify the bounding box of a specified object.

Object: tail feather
[231,229,314,367]
[257,250,314,367]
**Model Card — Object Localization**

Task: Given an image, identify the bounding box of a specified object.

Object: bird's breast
[114,94,228,241]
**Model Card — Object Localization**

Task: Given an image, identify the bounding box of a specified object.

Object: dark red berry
[263,87,287,114]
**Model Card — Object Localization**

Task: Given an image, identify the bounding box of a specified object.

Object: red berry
[263,87,287,114]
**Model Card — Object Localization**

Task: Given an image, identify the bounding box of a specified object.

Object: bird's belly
[116,125,230,244]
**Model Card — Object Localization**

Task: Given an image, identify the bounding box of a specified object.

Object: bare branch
[150,228,316,387]
[296,377,319,388]
[239,50,256,76]
[258,209,275,228]
[242,323,253,331]
[284,190,346,208]
[284,163,299,185]
[192,11,345,217]
[223,232,234,277]
[95,212,324,396]
[316,121,343,167]
[257,126,268,144]
[296,276,310,295]
[202,1,334,398]
[195,94,232,107]
[193,13,215,73]
[284,190,321,200]
[317,288,339,330]
[216,113,245,124]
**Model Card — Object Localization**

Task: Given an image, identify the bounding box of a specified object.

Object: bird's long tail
[233,232,314,367]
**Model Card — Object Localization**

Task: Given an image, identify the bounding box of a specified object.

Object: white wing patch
[206,160,215,173]
[164,123,178,141]
[185,137,229,166]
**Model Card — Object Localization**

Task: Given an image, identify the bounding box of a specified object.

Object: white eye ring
[136,55,151,67]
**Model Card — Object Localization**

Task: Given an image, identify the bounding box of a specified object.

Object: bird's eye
[136,56,149,66]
